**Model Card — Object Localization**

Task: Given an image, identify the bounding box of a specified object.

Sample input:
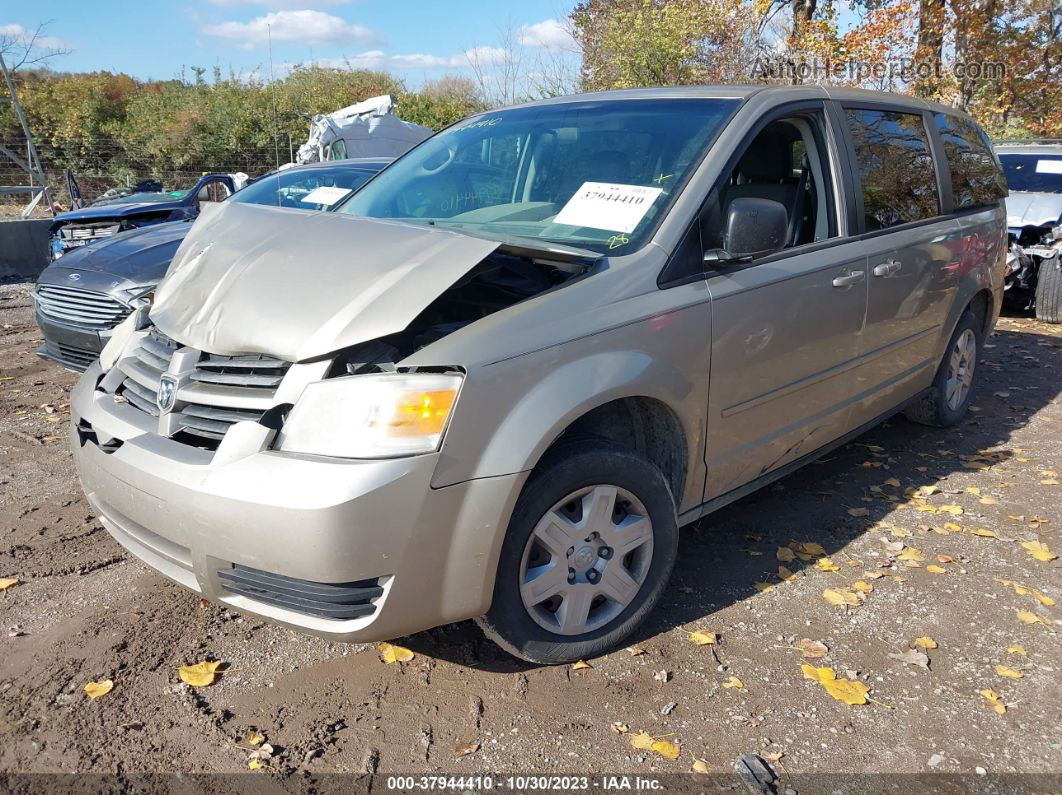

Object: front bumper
[70,362,525,642]
[35,309,110,371]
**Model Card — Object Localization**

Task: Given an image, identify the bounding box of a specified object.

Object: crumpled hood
[50,200,184,227]
[47,221,189,281]
[1005,192,1062,229]
[151,202,499,361]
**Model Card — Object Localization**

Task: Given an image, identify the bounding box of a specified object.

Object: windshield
[337,99,739,254]
[229,164,380,211]
[998,153,1062,193]
[90,191,188,207]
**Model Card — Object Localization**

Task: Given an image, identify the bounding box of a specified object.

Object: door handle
[832,269,866,288]
[873,260,902,277]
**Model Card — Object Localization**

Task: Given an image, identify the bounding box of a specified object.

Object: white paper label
[300,185,353,206]
[1035,159,1062,174]
[554,182,664,233]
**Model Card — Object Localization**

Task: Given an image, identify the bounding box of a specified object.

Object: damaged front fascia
[150,201,596,366]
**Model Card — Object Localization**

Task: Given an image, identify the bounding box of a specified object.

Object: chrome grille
[115,327,291,447]
[34,284,131,328]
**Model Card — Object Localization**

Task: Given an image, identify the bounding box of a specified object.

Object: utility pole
[0,51,53,217]
[268,23,281,169]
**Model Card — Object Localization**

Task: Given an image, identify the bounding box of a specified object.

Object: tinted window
[997,153,1062,193]
[934,113,1007,208]
[229,166,377,210]
[845,109,940,230]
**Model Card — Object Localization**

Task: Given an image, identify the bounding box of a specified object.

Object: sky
[1,0,579,86]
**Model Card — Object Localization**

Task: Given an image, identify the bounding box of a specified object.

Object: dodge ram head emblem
[156,374,178,414]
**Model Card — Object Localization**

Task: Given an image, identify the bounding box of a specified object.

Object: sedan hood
[1005,192,1062,229]
[151,202,499,361]
[50,200,184,227]
[46,221,189,281]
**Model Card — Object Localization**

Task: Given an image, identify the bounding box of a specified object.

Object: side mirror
[704,197,788,264]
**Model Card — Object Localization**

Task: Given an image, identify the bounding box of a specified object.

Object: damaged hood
[151,202,499,361]
[45,221,188,281]
[1005,192,1062,229]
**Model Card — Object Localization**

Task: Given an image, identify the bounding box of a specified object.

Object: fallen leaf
[753,581,775,593]
[801,664,835,683]
[691,759,710,774]
[816,557,840,572]
[994,664,1023,679]
[980,496,999,505]
[884,477,901,488]
[248,758,264,770]
[0,577,18,590]
[1040,479,1059,486]
[796,638,829,658]
[938,505,964,515]
[969,528,999,538]
[687,631,717,645]
[822,588,861,607]
[898,547,924,562]
[847,507,869,517]
[1016,609,1053,628]
[571,660,593,671]
[378,643,415,664]
[823,677,871,706]
[762,751,785,762]
[853,581,874,593]
[454,741,481,757]
[651,738,681,760]
[243,728,266,747]
[722,676,744,689]
[84,680,114,700]
[792,541,826,560]
[777,565,798,582]
[1007,644,1026,656]
[776,546,796,562]
[943,522,963,533]
[889,649,929,669]
[1021,540,1057,562]
[914,636,938,650]
[890,527,912,538]
[177,660,223,687]
[979,688,1006,714]
[920,485,941,496]
[964,486,981,495]
[627,646,646,657]
[926,564,946,574]
[630,731,655,750]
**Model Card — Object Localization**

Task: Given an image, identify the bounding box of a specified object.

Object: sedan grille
[218,565,384,620]
[34,284,131,328]
[62,222,120,242]
[114,326,291,448]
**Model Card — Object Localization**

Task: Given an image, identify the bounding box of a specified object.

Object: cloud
[517,18,576,50]
[283,46,507,72]
[0,23,68,50]
[203,10,379,47]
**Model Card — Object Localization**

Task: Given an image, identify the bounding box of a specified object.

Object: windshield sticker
[554,182,664,233]
[1035,159,1062,174]
[300,186,353,206]
[652,173,674,184]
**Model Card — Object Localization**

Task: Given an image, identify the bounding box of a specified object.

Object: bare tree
[0,21,71,72]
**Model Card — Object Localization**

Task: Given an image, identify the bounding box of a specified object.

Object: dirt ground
[1,279,1060,787]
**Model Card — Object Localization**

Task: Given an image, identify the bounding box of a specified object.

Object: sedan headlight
[276,372,462,459]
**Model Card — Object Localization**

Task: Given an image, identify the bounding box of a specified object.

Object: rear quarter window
[845,108,941,230]
[934,112,1007,209]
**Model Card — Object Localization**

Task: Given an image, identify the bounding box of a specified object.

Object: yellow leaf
[822,588,861,607]
[890,527,912,538]
[914,505,938,514]
[753,581,775,593]
[1007,644,1026,656]
[1016,610,1052,628]
[939,505,964,515]
[822,677,871,706]
[816,557,840,572]
[0,577,18,590]
[776,546,796,562]
[571,660,593,671]
[792,541,826,560]
[379,643,415,664]
[980,496,998,505]
[177,660,223,687]
[884,477,901,488]
[650,739,681,760]
[969,528,998,538]
[914,636,938,650]
[847,507,869,517]
[777,565,797,582]
[964,486,981,495]
[943,522,963,533]
[84,680,113,700]
[853,581,874,593]
[1040,479,1059,486]
[926,565,946,574]
[994,664,1023,679]
[1021,540,1057,562]
[898,547,924,562]
[979,689,1006,714]
[688,631,717,645]
[630,731,655,751]
[722,675,744,689]
[801,664,836,683]
[691,759,710,774]
[920,485,940,496]
[244,729,266,746]
[626,646,646,657]
[248,758,264,770]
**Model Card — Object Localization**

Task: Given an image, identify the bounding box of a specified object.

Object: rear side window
[845,108,940,230]
[934,113,1007,208]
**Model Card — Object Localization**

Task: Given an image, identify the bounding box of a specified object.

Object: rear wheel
[1035,254,1062,324]
[477,440,678,664]
[904,308,982,427]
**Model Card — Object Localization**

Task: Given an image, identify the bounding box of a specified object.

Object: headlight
[275,372,462,459]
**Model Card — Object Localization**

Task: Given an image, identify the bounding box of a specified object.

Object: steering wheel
[415,145,458,177]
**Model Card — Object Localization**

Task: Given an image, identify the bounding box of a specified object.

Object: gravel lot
[1,279,1059,786]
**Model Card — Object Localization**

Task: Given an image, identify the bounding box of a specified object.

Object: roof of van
[506,84,962,115]
[994,142,1062,154]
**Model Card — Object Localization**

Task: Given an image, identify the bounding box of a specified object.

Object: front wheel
[477,440,678,664]
[1035,254,1062,323]
[904,308,983,427]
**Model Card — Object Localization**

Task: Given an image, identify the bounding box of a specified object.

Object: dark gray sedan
[33,158,390,370]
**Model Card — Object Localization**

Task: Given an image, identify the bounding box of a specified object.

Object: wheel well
[968,289,993,336]
[551,397,688,502]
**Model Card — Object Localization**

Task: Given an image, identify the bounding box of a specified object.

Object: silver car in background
[70,86,1007,663]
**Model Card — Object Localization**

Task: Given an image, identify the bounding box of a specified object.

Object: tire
[904,308,982,427]
[477,439,679,664]
[1035,254,1062,324]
